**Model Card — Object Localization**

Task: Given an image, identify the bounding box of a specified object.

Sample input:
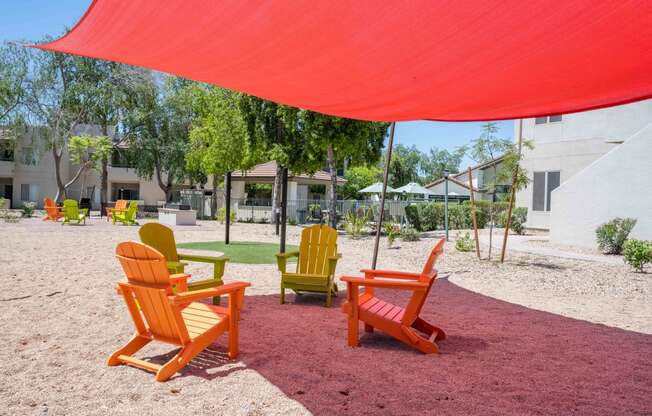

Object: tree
[25,46,92,201]
[421,146,467,183]
[387,144,425,187]
[68,134,113,200]
[296,111,388,227]
[340,165,382,200]
[121,74,194,202]
[186,85,256,213]
[468,122,512,259]
[0,42,29,124]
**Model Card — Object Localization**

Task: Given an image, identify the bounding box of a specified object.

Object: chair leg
[107,334,151,366]
[228,318,239,359]
[325,289,332,307]
[280,284,285,304]
[364,324,374,333]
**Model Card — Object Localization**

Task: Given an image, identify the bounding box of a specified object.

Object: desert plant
[344,211,368,238]
[216,207,236,224]
[288,217,297,226]
[622,239,652,272]
[596,218,637,254]
[21,201,36,218]
[455,232,475,252]
[400,226,420,242]
[383,222,400,247]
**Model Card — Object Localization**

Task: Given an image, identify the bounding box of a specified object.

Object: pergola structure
[34,0,652,267]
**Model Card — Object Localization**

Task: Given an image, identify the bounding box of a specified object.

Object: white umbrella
[359,182,396,194]
[394,182,434,195]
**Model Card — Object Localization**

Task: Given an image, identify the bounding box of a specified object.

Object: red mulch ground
[185,279,652,415]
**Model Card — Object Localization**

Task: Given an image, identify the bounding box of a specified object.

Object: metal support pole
[371,122,396,269]
[444,174,449,241]
[225,172,231,244]
[280,166,288,253]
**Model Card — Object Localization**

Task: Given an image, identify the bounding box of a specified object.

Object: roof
[425,176,481,194]
[231,161,346,185]
[453,155,507,179]
[35,1,652,122]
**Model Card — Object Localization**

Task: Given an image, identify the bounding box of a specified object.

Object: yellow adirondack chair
[139,223,228,305]
[109,241,250,382]
[276,224,341,307]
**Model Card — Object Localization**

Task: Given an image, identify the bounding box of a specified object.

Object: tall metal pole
[280,166,288,253]
[444,171,449,241]
[371,122,396,269]
[225,172,232,244]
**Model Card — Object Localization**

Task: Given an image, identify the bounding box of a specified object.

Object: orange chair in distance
[42,197,63,221]
[341,239,446,353]
[108,241,250,382]
[106,199,127,222]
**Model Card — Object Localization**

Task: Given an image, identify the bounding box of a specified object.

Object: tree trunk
[211,174,219,218]
[326,144,338,229]
[100,124,109,207]
[53,146,66,202]
[272,164,283,225]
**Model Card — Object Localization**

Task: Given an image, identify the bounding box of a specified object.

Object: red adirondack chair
[42,197,63,221]
[341,239,446,353]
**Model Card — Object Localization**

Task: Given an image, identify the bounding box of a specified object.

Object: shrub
[455,232,475,252]
[344,211,368,238]
[596,218,637,254]
[400,227,420,242]
[383,222,400,247]
[21,201,36,218]
[497,207,528,235]
[288,217,297,226]
[404,204,421,231]
[622,239,652,272]
[216,207,236,224]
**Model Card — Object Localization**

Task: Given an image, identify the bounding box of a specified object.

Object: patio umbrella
[33,1,652,267]
[359,182,396,194]
[394,182,435,196]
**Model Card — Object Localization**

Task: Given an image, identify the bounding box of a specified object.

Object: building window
[20,184,39,201]
[532,171,560,211]
[20,146,39,165]
[535,115,562,124]
[111,183,140,201]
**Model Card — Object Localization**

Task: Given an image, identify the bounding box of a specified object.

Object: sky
[0,0,513,169]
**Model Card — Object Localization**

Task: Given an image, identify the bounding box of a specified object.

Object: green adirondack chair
[62,199,88,225]
[112,201,139,225]
[276,224,341,307]
[139,222,229,305]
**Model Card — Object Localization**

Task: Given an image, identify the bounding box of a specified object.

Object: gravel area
[1,217,650,415]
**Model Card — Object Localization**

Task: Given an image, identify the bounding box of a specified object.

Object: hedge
[405,201,525,232]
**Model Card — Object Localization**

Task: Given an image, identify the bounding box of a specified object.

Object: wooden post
[500,120,523,263]
[371,122,396,269]
[280,166,288,253]
[468,166,481,259]
[225,172,231,245]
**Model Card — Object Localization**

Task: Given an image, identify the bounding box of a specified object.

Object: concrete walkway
[477,233,624,265]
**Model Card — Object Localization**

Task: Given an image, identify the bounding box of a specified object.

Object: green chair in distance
[139,222,229,305]
[112,201,139,226]
[62,199,88,225]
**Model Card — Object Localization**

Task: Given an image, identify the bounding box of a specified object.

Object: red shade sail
[35,0,652,122]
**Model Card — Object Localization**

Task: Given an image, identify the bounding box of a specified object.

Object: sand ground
[1,218,650,415]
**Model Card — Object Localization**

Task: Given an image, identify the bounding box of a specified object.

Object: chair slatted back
[115,199,128,211]
[139,223,180,262]
[297,224,337,275]
[115,241,189,345]
[124,201,139,220]
[63,199,80,218]
[44,197,56,207]
[403,239,445,324]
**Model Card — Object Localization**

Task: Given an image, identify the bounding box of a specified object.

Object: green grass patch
[176,241,298,264]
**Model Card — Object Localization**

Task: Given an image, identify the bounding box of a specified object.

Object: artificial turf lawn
[176,241,298,264]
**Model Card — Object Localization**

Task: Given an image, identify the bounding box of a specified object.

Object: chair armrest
[169,273,190,293]
[171,281,251,305]
[276,251,299,273]
[340,275,428,291]
[327,253,342,276]
[359,269,422,280]
[178,253,229,264]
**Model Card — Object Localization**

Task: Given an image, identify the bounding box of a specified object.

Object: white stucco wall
[427,180,470,197]
[515,99,652,230]
[549,123,652,248]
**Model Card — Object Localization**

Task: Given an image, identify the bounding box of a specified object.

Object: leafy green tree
[387,144,425,187]
[469,122,513,259]
[68,134,112,200]
[121,74,195,202]
[296,111,388,227]
[0,42,29,124]
[421,146,467,183]
[340,165,382,200]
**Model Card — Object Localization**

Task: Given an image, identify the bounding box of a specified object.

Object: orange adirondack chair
[108,241,250,382]
[106,199,127,222]
[42,197,63,221]
[341,239,446,353]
